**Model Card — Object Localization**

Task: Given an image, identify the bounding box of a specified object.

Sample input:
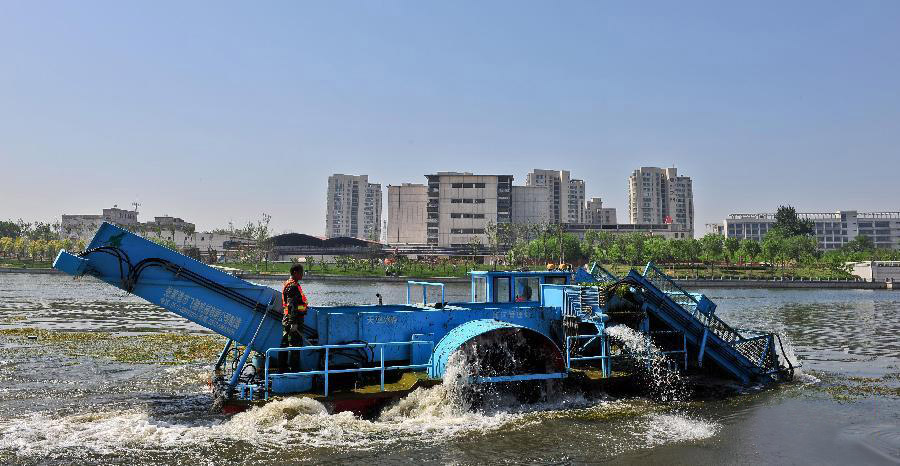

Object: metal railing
[406,281,445,305]
[264,340,435,398]
[566,334,611,377]
[643,262,744,345]
[640,262,786,376]
[647,329,688,371]
[589,263,619,283]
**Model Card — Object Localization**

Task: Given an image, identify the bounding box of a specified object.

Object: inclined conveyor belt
[626,264,790,385]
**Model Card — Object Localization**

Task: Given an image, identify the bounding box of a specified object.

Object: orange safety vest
[282,279,309,315]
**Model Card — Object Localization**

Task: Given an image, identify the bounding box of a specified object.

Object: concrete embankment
[1,267,889,289]
[674,278,887,290]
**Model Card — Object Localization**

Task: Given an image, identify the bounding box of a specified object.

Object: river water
[1,273,899,465]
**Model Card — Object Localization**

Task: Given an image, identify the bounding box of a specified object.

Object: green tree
[737,239,761,264]
[762,230,787,274]
[785,235,817,265]
[29,222,56,241]
[28,239,44,261]
[485,220,500,270]
[772,205,814,236]
[723,237,741,264]
[644,236,669,264]
[0,237,12,258]
[621,233,646,266]
[46,240,62,261]
[149,236,179,250]
[0,221,21,238]
[14,237,26,259]
[699,234,724,268]
[843,235,874,253]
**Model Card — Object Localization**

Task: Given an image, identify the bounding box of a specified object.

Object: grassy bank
[0,259,53,269]
[223,261,854,281]
[0,256,855,281]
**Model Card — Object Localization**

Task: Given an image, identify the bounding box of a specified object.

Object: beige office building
[525,169,585,224]
[325,174,382,240]
[421,172,512,247]
[628,167,694,236]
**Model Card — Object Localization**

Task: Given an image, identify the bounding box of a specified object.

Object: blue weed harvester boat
[54,223,793,415]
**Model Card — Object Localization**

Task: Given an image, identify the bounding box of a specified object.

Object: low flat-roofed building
[848,261,900,282]
[723,210,900,250]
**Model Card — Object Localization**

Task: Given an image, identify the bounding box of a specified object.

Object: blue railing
[648,329,688,371]
[264,340,435,398]
[565,334,611,377]
[406,281,445,305]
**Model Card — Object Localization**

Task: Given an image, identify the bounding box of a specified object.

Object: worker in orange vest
[280,263,309,371]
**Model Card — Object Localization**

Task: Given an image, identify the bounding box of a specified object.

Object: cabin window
[544,276,567,285]
[473,277,487,302]
[494,277,511,303]
[514,277,540,302]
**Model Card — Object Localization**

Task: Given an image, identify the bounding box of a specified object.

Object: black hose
[79,246,134,286]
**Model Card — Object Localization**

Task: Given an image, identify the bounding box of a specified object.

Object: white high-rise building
[627,167,694,236]
[326,174,382,240]
[525,169,585,224]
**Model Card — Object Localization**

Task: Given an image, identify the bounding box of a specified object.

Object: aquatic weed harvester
[54,223,793,415]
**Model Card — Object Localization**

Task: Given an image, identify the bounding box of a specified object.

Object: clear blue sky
[2,1,898,236]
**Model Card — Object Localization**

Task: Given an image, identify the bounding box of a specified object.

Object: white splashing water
[604,325,687,402]
[643,413,719,446]
[0,332,720,459]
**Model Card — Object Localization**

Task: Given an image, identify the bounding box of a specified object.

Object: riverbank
[2,267,890,289]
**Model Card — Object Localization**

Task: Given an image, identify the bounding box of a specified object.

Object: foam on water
[0,326,725,460]
[643,413,719,446]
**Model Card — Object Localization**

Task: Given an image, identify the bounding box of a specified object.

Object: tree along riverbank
[2,267,890,289]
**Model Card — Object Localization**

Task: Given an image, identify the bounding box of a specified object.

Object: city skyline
[3,2,899,235]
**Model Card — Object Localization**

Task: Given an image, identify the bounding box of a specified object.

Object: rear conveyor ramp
[626,263,792,385]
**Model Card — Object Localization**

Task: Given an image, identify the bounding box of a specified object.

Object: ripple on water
[839,423,900,463]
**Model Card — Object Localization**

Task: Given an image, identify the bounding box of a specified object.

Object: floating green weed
[813,373,900,402]
[0,327,222,364]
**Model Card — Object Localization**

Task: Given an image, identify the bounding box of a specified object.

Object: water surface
[1,273,898,465]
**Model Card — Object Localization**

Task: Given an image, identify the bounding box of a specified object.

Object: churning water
[1,274,900,464]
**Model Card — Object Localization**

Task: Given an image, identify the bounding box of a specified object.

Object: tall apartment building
[325,174,382,240]
[627,167,694,236]
[386,184,428,244]
[585,198,617,226]
[723,210,900,250]
[525,169,585,224]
